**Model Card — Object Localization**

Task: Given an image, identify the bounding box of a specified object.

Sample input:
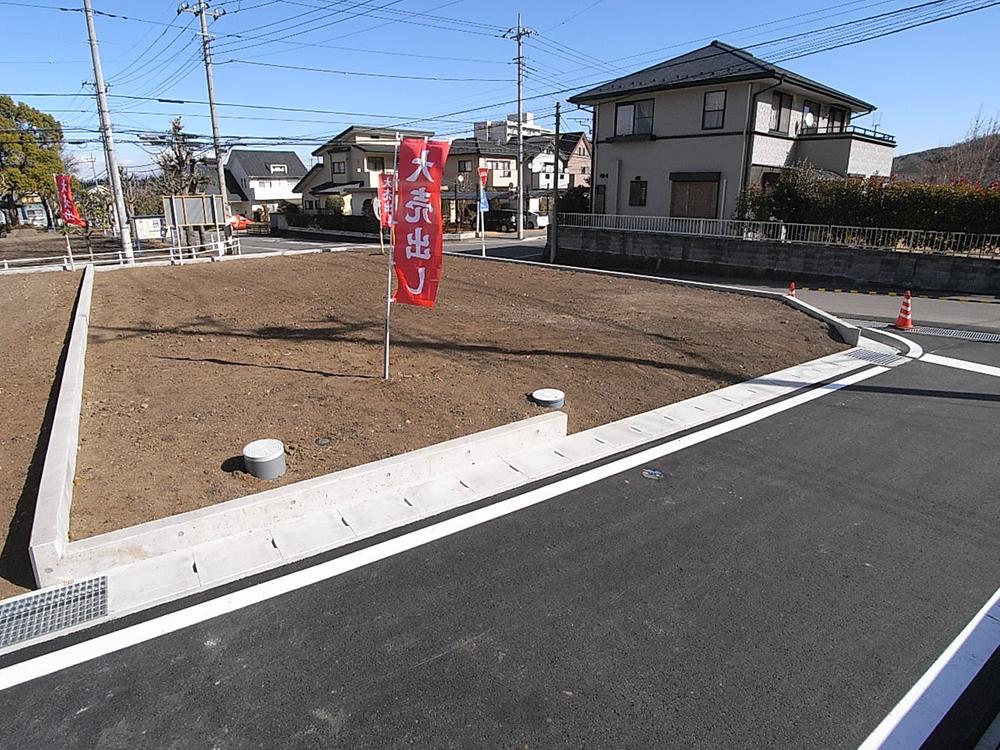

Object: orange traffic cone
[788,281,797,298]
[893,290,915,330]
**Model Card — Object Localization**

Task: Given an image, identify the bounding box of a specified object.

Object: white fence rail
[1,238,242,275]
[560,213,1000,259]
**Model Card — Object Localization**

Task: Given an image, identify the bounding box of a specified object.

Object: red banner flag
[392,138,451,308]
[377,172,396,229]
[478,166,489,189]
[55,174,86,228]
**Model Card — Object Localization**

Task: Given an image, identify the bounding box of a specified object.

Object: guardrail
[0,237,243,275]
[559,213,1000,259]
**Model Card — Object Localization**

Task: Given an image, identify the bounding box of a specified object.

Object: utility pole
[82,0,133,261]
[180,0,229,222]
[549,101,560,263]
[505,15,531,240]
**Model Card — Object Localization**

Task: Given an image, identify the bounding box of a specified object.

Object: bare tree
[153,117,208,195]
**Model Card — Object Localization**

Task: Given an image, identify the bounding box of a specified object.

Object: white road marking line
[859,586,1000,750]
[0,365,888,691]
[921,353,1000,378]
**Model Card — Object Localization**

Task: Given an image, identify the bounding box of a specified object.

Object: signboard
[479,192,490,212]
[478,166,489,188]
[55,175,86,227]
[162,195,224,228]
[392,138,451,308]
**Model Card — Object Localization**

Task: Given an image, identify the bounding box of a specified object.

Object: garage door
[669,172,720,218]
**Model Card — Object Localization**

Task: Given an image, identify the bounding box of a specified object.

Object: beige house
[569,40,896,219]
[442,138,519,193]
[294,126,433,215]
[559,132,592,188]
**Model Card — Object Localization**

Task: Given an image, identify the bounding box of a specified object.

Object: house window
[332,161,346,174]
[769,92,793,134]
[829,107,847,133]
[614,99,654,136]
[366,157,385,171]
[458,159,473,172]
[628,179,647,207]
[669,172,720,218]
[259,180,271,188]
[801,100,819,134]
[269,164,287,174]
[702,90,726,130]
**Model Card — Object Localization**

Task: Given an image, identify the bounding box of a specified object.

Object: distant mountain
[893,133,1000,185]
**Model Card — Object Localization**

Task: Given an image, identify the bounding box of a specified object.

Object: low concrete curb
[28,265,94,583]
[53,412,567,586]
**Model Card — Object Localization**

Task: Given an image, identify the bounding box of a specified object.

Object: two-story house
[294,126,433,215]
[569,40,896,219]
[224,150,307,215]
[559,132,592,188]
[442,138,519,193]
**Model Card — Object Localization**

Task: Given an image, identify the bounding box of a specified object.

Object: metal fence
[559,213,1000,259]
[0,237,242,275]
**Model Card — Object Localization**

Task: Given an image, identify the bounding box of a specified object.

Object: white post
[383,135,400,381]
[64,232,76,271]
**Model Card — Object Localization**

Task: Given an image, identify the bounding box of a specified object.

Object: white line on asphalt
[0,365,888,691]
[921,353,1000,378]
[858,586,1000,750]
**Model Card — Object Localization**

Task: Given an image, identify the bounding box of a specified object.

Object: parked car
[483,209,545,232]
[229,214,252,231]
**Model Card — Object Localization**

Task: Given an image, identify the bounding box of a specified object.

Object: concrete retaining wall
[29,265,94,582]
[555,227,1000,294]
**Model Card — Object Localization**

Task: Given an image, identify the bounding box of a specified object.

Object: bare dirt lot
[0,271,81,600]
[0,251,846,594]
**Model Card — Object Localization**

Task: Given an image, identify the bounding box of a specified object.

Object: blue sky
[3,0,998,178]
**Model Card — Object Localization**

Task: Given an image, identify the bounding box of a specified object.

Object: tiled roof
[226,149,308,178]
[569,41,873,111]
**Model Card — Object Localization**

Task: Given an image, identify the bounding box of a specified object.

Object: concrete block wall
[555,227,1000,295]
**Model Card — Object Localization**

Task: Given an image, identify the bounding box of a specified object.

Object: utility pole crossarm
[503,15,533,241]
[179,0,229,222]
[82,0,133,261]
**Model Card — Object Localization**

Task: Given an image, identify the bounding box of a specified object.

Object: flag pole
[383,136,400,381]
[54,174,76,270]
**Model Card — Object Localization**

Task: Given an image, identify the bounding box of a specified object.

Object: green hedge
[285,211,380,233]
[738,169,1000,235]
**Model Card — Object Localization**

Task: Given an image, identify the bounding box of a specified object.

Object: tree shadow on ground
[156,355,379,379]
[97,321,746,382]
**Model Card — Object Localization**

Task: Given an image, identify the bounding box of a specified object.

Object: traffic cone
[893,290,915,330]
[788,281,797,298]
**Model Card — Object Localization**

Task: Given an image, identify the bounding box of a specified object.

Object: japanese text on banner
[377,173,396,229]
[392,138,451,308]
[55,174,86,228]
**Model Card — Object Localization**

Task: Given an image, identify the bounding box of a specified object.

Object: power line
[219,59,512,82]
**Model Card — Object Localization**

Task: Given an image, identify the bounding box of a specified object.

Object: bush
[738,166,1000,234]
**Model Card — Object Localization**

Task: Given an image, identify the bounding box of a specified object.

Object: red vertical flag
[392,138,451,308]
[55,174,86,227]
[377,172,396,229]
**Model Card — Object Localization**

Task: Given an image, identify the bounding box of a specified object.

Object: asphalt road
[238,233,546,261]
[1,332,997,749]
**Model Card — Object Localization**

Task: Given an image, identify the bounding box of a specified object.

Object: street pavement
[238,233,546,261]
[0,330,997,748]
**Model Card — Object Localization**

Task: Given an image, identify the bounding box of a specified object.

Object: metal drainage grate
[848,349,908,367]
[847,320,1000,344]
[0,576,108,649]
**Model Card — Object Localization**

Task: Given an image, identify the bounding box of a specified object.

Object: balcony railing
[559,213,1000,259]
[799,124,896,144]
